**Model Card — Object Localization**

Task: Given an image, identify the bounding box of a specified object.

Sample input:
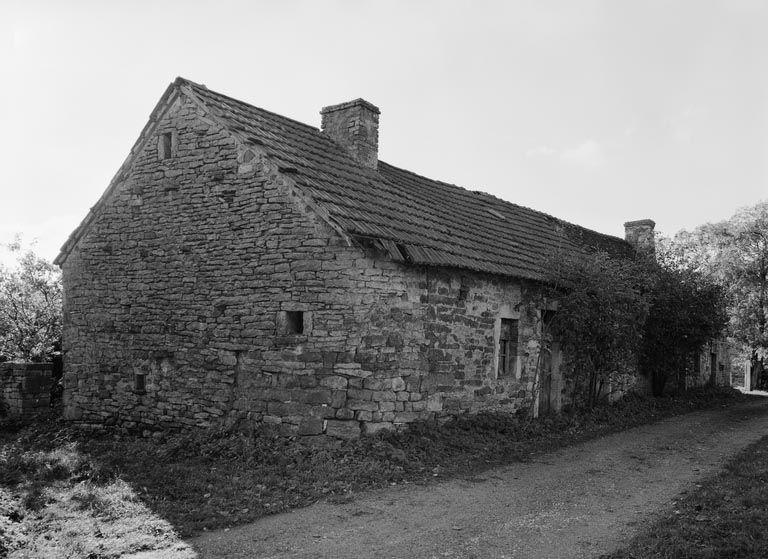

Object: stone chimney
[321,99,380,169]
[624,219,656,257]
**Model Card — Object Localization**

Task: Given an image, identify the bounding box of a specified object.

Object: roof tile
[180,78,633,280]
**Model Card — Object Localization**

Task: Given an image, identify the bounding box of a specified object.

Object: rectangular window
[286,311,303,334]
[159,132,173,160]
[498,318,519,377]
[693,353,701,374]
[278,310,304,335]
[134,372,146,393]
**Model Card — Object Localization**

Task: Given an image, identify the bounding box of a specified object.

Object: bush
[640,251,728,395]
[544,247,729,405]
[544,251,649,408]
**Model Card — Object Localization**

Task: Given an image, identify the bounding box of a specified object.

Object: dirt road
[188,398,768,559]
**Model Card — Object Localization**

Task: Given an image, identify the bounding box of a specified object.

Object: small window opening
[284,311,304,335]
[458,285,469,302]
[693,353,701,374]
[159,132,173,160]
[134,372,146,393]
[498,318,519,377]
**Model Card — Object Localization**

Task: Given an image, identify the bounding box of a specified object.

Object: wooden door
[539,348,553,415]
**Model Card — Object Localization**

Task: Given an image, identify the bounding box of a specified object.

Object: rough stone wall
[61,93,404,437]
[61,91,545,438]
[0,362,53,419]
[411,268,541,418]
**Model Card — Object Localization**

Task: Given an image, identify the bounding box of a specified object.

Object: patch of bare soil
[189,398,768,559]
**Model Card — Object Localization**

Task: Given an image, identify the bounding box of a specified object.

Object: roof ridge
[377,160,463,191]
[174,81,625,248]
[176,77,323,134]
[377,161,627,245]
[57,77,634,278]
[177,78,387,187]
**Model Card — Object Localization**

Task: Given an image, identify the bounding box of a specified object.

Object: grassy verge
[0,386,754,557]
[601,432,768,559]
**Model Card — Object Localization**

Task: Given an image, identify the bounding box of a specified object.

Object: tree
[0,240,62,362]
[639,247,728,396]
[543,251,649,408]
[672,201,768,387]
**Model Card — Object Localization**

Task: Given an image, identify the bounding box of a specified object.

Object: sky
[1,0,766,264]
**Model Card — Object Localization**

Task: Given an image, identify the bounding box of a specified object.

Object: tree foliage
[671,201,768,386]
[0,241,62,362]
[544,245,728,406]
[639,247,728,396]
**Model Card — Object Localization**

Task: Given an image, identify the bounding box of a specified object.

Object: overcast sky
[1,0,766,263]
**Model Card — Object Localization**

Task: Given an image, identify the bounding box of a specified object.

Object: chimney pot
[624,219,656,257]
[321,99,380,169]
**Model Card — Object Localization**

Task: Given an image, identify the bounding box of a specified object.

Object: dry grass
[0,386,753,557]
[0,437,193,558]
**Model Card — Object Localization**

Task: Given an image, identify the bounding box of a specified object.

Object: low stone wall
[0,362,53,419]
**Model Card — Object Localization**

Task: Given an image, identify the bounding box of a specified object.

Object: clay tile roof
[180,78,634,280]
[57,77,634,277]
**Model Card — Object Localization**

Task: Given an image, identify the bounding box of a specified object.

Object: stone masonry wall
[0,362,53,419]
[61,91,543,438]
[408,267,542,419]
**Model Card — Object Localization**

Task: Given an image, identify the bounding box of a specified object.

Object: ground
[2,390,765,558]
[188,398,768,559]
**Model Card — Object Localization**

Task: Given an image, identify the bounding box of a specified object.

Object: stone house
[56,78,656,438]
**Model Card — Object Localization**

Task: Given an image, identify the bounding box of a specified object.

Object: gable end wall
[62,93,546,437]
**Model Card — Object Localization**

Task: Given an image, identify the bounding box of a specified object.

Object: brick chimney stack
[321,99,380,169]
[624,219,656,257]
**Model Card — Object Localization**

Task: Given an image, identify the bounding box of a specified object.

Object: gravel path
[188,398,768,559]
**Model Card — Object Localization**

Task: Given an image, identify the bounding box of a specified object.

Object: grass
[601,433,768,559]
[0,439,188,558]
[0,386,754,558]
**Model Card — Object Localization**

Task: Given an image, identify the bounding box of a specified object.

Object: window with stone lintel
[498,318,519,377]
[158,132,174,160]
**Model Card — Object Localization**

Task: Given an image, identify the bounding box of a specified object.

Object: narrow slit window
[134,372,146,393]
[159,132,173,160]
[498,318,519,377]
[458,285,469,302]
